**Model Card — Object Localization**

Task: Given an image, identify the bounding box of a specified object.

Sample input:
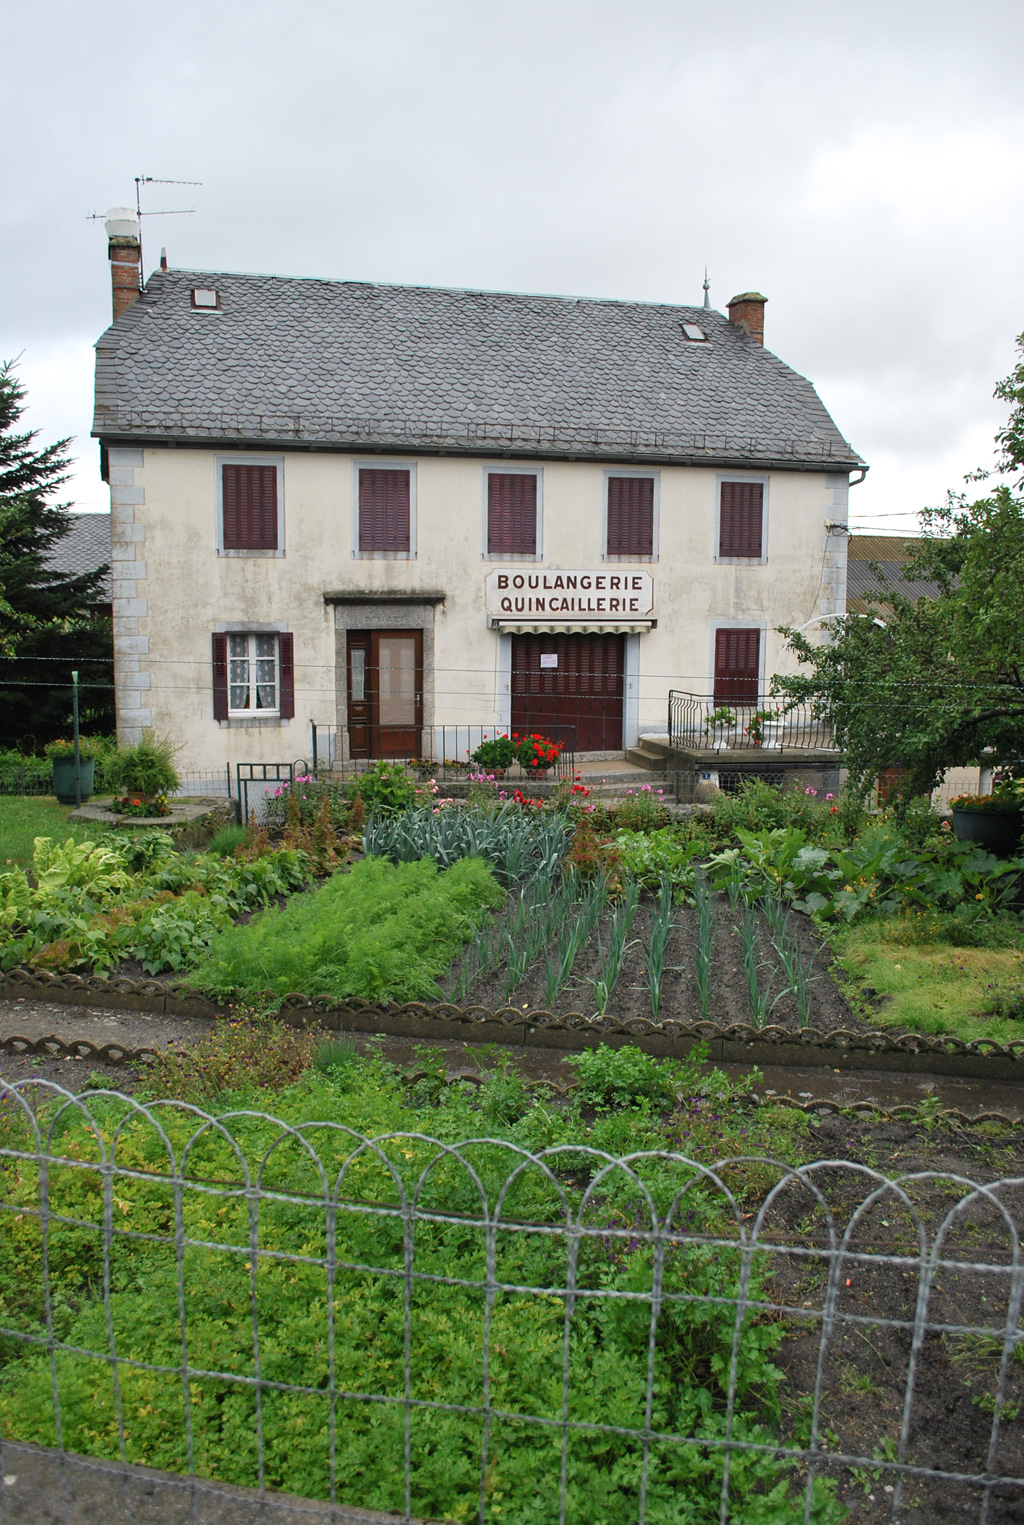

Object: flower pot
[705,726,734,753]
[52,757,94,805]
[761,722,784,750]
[951,807,1023,857]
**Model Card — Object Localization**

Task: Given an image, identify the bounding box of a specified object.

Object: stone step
[624,742,671,769]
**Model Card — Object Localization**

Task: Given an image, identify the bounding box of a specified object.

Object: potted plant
[702,706,737,752]
[950,791,1023,856]
[745,708,778,748]
[471,734,520,777]
[105,734,181,804]
[44,737,99,805]
[517,733,563,772]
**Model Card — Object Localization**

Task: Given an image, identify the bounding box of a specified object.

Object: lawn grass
[835,918,1024,1043]
[0,797,96,869]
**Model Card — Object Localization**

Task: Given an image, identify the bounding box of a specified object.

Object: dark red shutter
[222,464,278,550]
[719,482,763,558]
[607,477,654,557]
[714,628,761,706]
[278,632,295,719]
[487,474,537,555]
[212,633,229,720]
[359,469,411,552]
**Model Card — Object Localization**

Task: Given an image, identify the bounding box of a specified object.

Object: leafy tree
[774,334,1024,800]
[0,360,113,748]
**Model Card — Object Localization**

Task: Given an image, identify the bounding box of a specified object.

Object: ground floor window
[212,632,295,721]
[230,633,278,712]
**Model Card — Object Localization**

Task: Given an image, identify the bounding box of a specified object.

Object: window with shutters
[357,466,413,556]
[717,479,766,560]
[212,632,295,721]
[713,626,761,707]
[605,474,656,559]
[486,471,539,557]
[217,458,284,555]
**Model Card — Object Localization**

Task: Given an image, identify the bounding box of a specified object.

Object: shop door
[511,633,625,753]
[347,630,423,758]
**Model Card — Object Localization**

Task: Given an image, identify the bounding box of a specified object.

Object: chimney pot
[105,207,142,323]
[727,291,767,345]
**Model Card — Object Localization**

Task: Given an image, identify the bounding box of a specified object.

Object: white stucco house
[93,210,862,777]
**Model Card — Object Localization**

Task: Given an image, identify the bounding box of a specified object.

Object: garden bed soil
[455,897,871,1035]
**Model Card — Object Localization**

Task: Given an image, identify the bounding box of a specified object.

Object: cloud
[2,0,1021,531]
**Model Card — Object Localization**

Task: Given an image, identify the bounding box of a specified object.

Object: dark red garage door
[511,633,625,753]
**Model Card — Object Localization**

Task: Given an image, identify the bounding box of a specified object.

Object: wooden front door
[511,633,625,753]
[347,630,423,758]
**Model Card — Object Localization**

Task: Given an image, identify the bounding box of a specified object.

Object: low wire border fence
[0,1080,1021,1523]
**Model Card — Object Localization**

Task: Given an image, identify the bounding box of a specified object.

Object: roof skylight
[681,323,707,342]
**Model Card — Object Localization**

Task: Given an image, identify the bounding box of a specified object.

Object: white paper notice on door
[540,653,558,668]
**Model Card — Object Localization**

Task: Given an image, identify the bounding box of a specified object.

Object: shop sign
[485,569,654,619]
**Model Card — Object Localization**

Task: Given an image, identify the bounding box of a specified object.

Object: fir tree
[0,360,113,748]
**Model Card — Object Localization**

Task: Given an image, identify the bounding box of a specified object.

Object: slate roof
[43,513,111,601]
[93,270,862,472]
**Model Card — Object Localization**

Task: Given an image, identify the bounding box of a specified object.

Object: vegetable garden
[0,761,1023,1042]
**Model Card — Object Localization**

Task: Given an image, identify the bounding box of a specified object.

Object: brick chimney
[104,208,142,321]
[727,291,767,345]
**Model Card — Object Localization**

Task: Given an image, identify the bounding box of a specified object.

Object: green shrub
[187,855,504,1005]
[105,734,181,797]
[207,824,247,857]
[571,1042,683,1110]
[347,760,416,816]
[610,784,670,833]
[711,778,845,845]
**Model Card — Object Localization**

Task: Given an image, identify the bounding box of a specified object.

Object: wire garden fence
[0,1080,1021,1523]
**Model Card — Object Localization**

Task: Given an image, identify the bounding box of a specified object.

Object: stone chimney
[727,291,767,345]
[104,208,142,321]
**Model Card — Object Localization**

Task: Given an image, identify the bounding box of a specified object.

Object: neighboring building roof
[846,534,942,611]
[93,270,863,472]
[43,513,112,601]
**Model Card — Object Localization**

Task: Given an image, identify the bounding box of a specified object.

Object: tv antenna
[87,176,202,284]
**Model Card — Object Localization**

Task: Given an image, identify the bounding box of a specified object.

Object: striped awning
[491,620,655,635]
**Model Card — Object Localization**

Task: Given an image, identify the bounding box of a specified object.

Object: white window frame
[714,473,769,565]
[227,631,281,717]
[602,469,660,562]
[215,454,285,558]
[352,460,417,559]
[481,464,544,561]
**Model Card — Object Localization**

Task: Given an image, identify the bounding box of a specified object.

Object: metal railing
[310,724,577,783]
[0,1080,1021,1523]
[668,691,838,753]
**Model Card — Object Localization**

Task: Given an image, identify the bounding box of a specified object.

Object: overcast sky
[4,0,1023,529]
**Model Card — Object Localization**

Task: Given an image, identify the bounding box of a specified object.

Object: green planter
[52,757,94,806]
[951,806,1022,857]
